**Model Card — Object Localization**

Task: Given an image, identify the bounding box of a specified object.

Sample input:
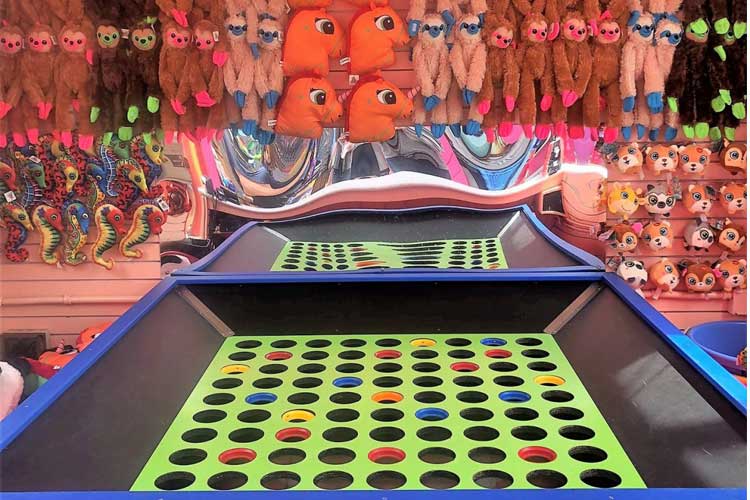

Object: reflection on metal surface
[210,127,559,209]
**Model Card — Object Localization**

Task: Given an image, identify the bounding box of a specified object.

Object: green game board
[270,239,508,271]
[132,334,644,492]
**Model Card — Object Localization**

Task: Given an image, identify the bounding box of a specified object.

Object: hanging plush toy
[223,1,259,134]
[648,257,679,299]
[0,24,25,148]
[413,13,452,138]
[620,5,654,141]
[282,8,344,77]
[477,13,518,139]
[32,203,64,265]
[119,203,166,258]
[583,12,622,142]
[254,18,284,145]
[720,139,747,176]
[156,0,194,28]
[604,142,644,178]
[713,258,747,291]
[717,219,746,254]
[677,143,710,176]
[254,0,286,21]
[406,0,487,39]
[641,182,678,218]
[682,183,715,215]
[719,182,746,214]
[644,144,678,176]
[683,218,715,252]
[125,21,162,139]
[187,20,226,137]
[681,260,718,294]
[605,181,642,220]
[1,202,34,262]
[449,13,486,136]
[92,203,127,269]
[345,75,413,143]
[599,221,643,254]
[641,219,673,251]
[159,20,194,143]
[516,7,554,138]
[348,6,409,76]
[90,21,127,142]
[617,258,648,296]
[275,76,342,138]
[20,24,57,144]
[62,200,91,265]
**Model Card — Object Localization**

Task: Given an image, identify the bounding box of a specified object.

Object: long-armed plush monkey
[413,13,453,138]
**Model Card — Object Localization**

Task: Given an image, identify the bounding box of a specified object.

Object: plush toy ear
[631,222,644,234]
[712,268,724,277]
[678,145,686,153]
[740,259,747,266]
[647,184,655,191]
[597,229,614,241]
[723,137,731,149]
[662,220,671,227]
[688,183,696,191]
[645,146,652,154]
[669,145,679,153]
[635,187,642,195]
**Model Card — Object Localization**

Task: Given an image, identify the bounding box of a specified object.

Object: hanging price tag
[4,191,17,203]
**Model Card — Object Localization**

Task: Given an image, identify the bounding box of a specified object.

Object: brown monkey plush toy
[187,20,226,138]
[413,13,452,138]
[516,10,555,138]
[159,20,194,142]
[0,24,24,148]
[91,21,127,142]
[124,21,162,140]
[21,24,58,144]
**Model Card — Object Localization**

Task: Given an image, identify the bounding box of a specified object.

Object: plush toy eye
[423,24,431,31]
[730,151,740,160]
[620,191,629,199]
[668,150,676,158]
[636,262,643,269]
[114,214,121,221]
[134,175,142,182]
[170,32,176,38]
[627,148,635,154]
[643,234,651,241]
[18,214,25,220]
[727,231,736,240]
[705,276,713,284]
[625,236,634,244]
[63,37,69,43]
[600,28,606,34]
[34,170,42,177]
[42,39,48,45]
[315,18,335,34]
[625,260,634,267]
[722,270,730,278]
[375,15,395,31]
[309,88,326,105]
[50,214,58,220]
[667,197,675,206]
[692,192,701,200]
[681,154,689,162]
[688,277,697,285]
[77,39,83,44]
[740,266,746,274]
[82,213,89,219]
[650,152,659,160]
[377,89,397,104]
[659,227,668,236]
[700,230,710,240]
[726,193,735,201]
[648,195,657,205]
[665,265,673,273]
[68,173,76,180]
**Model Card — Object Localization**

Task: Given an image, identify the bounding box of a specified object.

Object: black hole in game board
[238,409,271,423]
[154,471,195,491]
[494,376,524,387]
[293,377,323,389]
[339,350,366,360]
[376,338,401,347]
[374,362,402,373]
[527,470,568,489]
[370,426,405,442]
[269,448,306,465]
[323,427,358,442]
[420,470,460,489]
[550,407,584,420]
[417,426,452,441]
[505,407,539,421]
[261,471,301,490]
[453,376,483,387]
[371,408,404,422]
[522,349,550,359]
[413,362,440,373]
[193,409,226,423]
[415,391,446,403]
[306,339,332,348]
[169,448,207,466]
[330,392,361,404]
[516,337,543,346]
[271,340,296,348]
[319,448,356,464]
[465,426,499,441]
[448,349,475,359]
[446,338,471,346]
[542,390,574,403]
[253,378,283,389]
[374,376,403,387]
[314,471,354,490]
[580,469,622,488]
[457,391,488,403]
[460,408,494,421]
[236,340,261,349]
[182,428,217,443]
[366,471,407,490]
[228,351,255,361]
[414,376,442,387]
[302,351,329,360]
[203,393,235,405]
[560,425,595,440]
[569,446,608,463]
[418,447,455,464]
[511,426,547,441]
[299,363,326,374]
[260,364,288,374]
[213,378,242,390]
[341,339,366,347]
[412,350,438,359]
[490,362,518,372]
[288,392,319,405]
[229,428,264,443]
[469,447,506,464]
[528,361,557,372]
[336,363,364,373]
[207,471,248,490]
[473,470,514,489]
[326,409,360,422]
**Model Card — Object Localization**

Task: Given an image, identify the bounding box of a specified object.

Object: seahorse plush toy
[119,204,166,258]
[32,204,64,265]
[92,203,127,269]
[62,200,91,265]
[1,202,34,262]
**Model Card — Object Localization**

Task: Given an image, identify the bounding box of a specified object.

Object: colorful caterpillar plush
[119,204,166,258]
[92,204,128,270]
[32,204,64,265]
[1,203,34,263]
[63,201,92,266]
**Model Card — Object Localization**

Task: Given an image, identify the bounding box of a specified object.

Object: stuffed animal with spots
[348,6,409,76]
[682,183,715,215]
[683,218,715,252]
[719,182,746,214]
[413,13,453,138]
[344,75,413,143]
[617,258,648,296]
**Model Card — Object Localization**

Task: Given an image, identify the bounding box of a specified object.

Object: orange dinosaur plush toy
[348,6,409,75]
[345,75,413,143]
[282,8,344,77]
[275,76,342,138]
